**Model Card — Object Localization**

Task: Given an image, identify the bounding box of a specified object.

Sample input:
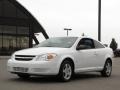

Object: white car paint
[7,37,113,76]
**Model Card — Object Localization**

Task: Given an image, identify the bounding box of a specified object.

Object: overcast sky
[17,0,120,47]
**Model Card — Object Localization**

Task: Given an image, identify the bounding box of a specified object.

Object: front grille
[15,55,35,61]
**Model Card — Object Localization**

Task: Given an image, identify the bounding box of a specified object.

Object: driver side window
[77,38,95,49]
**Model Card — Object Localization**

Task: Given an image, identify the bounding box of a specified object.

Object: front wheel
[58,61,73,82]
[101,60,112,77]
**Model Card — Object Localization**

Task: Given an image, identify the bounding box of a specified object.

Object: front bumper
[7,59,60,75]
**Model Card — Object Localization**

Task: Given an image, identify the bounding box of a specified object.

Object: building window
[17,26,29,35]
[2,25,16,34]
[0,36,2,53]
[0,25,30,55]
[17,36,29,50]
[4,0,16,18]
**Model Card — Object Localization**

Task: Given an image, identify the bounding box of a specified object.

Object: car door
[75,38,97,71]
[93,40,106,67]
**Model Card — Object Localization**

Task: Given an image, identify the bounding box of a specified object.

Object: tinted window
[0,0,2,17]
[94,40,105,48]
[4,0,16,17]
[35,37,78,48]
[77,38,95,49]
[0,35,2,50]
[2,25,16,34]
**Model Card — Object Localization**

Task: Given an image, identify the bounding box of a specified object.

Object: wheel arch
[105,57,112,66]
[59,57,75,73]
[104,53,113,66]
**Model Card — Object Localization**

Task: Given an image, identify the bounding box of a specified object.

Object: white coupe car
[7,37,113,82]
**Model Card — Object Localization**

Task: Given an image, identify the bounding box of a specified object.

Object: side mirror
[76,45,87,50]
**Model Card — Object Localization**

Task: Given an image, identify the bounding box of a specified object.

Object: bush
[114,49,120,57]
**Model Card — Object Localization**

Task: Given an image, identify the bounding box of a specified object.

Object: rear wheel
[101,60,112,77]
[58,61,73,82]
[17,74,30,79]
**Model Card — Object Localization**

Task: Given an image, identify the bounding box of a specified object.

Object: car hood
[14,47,68,56]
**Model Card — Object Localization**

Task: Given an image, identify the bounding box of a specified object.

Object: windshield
[35,37,78,48]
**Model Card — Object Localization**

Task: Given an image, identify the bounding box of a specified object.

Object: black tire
[58,60,73,82]
[101,60,112,77]
[17,74,30,79]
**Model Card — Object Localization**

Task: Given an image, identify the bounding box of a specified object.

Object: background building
[0,0,49,55]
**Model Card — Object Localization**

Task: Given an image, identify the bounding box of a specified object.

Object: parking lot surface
[0,57,120,90]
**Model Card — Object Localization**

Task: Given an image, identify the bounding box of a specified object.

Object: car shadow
[7,72,104,83]
[72,72,102,81]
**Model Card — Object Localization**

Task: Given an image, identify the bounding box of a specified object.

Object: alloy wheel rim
[63,64,72,80]
[106,62,112,76]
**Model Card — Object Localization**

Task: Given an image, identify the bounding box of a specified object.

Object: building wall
[0,0,32,55]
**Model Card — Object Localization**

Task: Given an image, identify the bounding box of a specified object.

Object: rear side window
[77,38,95,49]
[94,40,105,48]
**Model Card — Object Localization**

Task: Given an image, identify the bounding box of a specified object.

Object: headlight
[36,53,57,61]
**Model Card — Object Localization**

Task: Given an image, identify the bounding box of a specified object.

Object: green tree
[110,38,118,51]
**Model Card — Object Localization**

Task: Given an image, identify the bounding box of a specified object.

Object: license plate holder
[13,67,28,73]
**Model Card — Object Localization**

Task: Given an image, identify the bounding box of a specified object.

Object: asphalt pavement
[0,57,120,90]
